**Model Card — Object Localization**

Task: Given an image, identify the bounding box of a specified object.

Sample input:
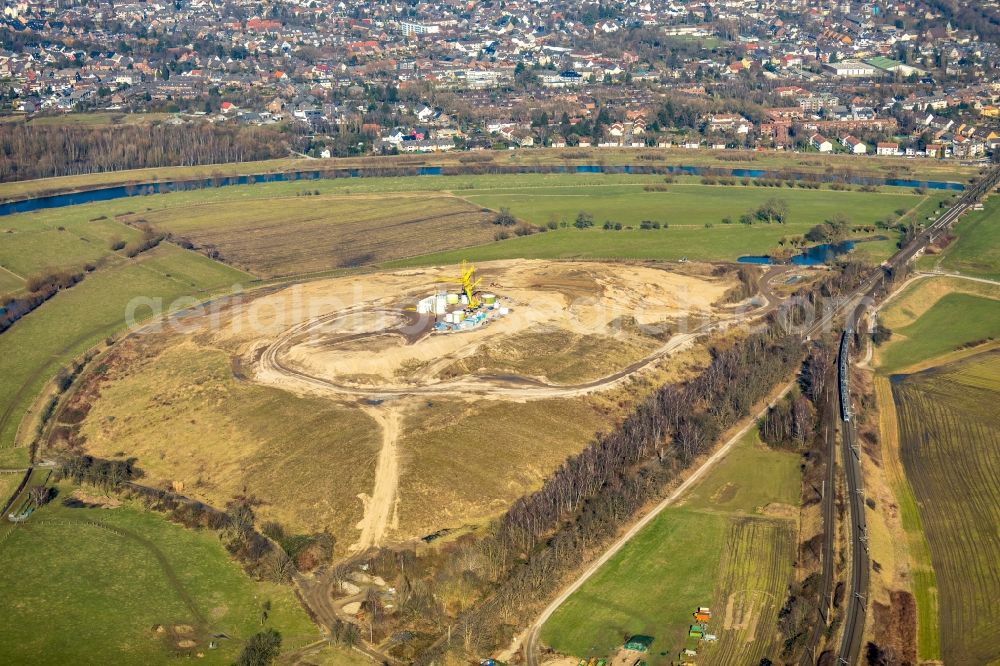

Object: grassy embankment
[541,429,800,665]
[919,193,1000,280]
[0,146,974,201]
[876,277,1000,375]
[0,201,251,465]
[74,340,381,547]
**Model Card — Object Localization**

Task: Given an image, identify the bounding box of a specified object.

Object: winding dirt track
[257,307,718,402]
[251,283,780,556]
[254,305,719,555]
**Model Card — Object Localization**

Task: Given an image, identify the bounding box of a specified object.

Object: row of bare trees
[1,269,85,335]
[0,123,291,183]
[329,322,802,661]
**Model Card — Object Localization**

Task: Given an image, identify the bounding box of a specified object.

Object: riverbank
[0,148,975,208]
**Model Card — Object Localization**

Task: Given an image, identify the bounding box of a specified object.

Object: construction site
[416,261,511,334]
[65,258,746,558]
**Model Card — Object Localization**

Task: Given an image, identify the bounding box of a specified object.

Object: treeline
[328,260,880,662]
[0,123,291,183]
[56,453,331,583]
[59,454,143,490]
[333,321,805,662]
[1,269,85,335]
[427,328,803,659]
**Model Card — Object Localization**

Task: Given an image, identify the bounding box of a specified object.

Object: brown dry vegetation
[872,591,918,666]
[891,351,1000,665]
[392,397,615,540]
[62,260,728,551]
[127,194,495,278]
[436,327,663,384]
[62,335,381,549]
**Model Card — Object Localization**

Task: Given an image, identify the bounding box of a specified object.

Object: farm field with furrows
[890,350,1000,666]
[131,193,495,277]
[2,148,986,666]
[0,489,316,665]
[541,429,799,665]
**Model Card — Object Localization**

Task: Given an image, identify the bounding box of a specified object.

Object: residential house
[876,142,900,156]
[841,135,867,154]
[811,133,833,152]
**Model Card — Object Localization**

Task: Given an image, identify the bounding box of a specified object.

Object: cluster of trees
[122,229,166,258]
[1,269,85,335]
[805,213,852,243]
[720,265,757,303]
[59,455,142,491]
[492,208,517,226]
[219,498,297,583]
[427,327,802,661]
[746,197,790,225]
[759,395,816,449]
[327,320,804,662]
[261,522,335,573]
[872,323,893,346]
[0,123,291,182]
[234,630,282,666]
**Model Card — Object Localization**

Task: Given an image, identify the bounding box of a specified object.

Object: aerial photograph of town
[0,0,998,664]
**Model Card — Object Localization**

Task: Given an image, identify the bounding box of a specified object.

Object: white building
[811,133,833,152]
[400,21,440,36]
[824,61,878,78]
[841,135,867,154]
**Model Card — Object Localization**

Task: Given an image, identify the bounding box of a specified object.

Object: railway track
[832,164,1000,665]
[518,164,1000,666]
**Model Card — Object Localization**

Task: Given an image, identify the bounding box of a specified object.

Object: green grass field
[934,197,1000,280]
[891,351,1000,665]
[878,292,1000,373]
[0,209,143,279]
[541,430,800,664]
[0,489,317,665]
[0,148,973,201]
[387,183,941,265]
[0,243,248,453]
[1,174,936,281]
[0,265,23,296]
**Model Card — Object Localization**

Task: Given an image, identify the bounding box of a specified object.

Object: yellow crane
[436,260,482,308]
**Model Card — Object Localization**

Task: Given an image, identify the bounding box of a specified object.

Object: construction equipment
[436,260,482,308]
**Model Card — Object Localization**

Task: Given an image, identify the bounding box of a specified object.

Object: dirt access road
[250,262,790,554]
[352,407,401,552]
[506,380,797,666]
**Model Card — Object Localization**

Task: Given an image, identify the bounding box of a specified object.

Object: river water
[0,163,964,217]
